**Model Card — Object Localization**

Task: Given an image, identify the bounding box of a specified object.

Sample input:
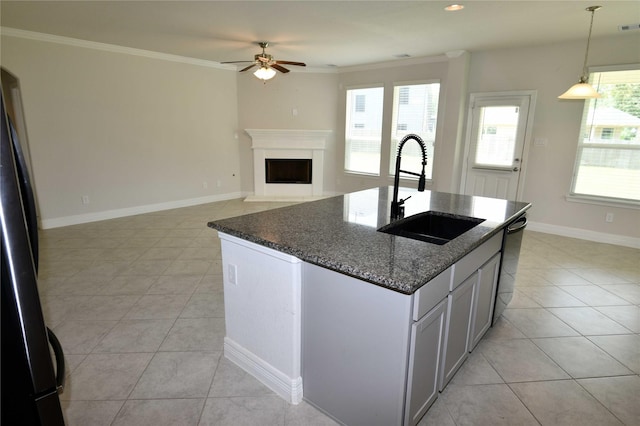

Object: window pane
[571,68,640,202]
[474,106,519,167]
[574,147,640,200]
[389,83,440,179]
[345,87,384,175]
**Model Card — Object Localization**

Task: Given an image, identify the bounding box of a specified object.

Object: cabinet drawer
[451,232,503,291]
[413,267,452,321]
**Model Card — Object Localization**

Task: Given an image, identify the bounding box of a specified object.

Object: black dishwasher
[492,213,527,324]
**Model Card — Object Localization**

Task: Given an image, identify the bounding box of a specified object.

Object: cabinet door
[469,253,501,350]
[405,298,447,426]
[439,272,477,390]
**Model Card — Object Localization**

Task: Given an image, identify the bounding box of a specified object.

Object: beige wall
[235,70,339,195]
[468,34,640,240]
[2,30,638,244]
[1,35,240,226]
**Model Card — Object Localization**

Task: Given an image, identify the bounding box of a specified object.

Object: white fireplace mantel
[246,129,331,201]
[247,129,330,150]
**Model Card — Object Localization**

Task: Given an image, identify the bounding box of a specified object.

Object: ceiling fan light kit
[254,66,276,81]
[221,42,306,82]
[558,5,602,100]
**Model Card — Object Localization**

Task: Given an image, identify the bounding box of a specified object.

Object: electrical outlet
[605,212,614,223]
[81,195,90,205]
[202,181,208,189]
[228,264,238,285]
[217,180,222,188]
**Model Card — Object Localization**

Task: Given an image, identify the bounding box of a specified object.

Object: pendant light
[253,66,276,81]
[558,5,602,99]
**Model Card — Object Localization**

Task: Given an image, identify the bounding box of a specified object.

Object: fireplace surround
[245,129,331,201]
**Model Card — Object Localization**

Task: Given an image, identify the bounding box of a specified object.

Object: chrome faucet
[391,134,427,219]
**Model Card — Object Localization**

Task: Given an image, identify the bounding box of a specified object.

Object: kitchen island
[208,187,530,426]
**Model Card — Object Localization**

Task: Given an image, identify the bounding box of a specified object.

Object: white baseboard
[224,337,303,404]
[527,221,640,249]
[40,192,243,229]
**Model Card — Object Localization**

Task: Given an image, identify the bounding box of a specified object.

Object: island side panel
[302,263,413,426]
[218,233,303,404]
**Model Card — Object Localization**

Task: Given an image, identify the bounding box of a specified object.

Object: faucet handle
[398,195,412,205]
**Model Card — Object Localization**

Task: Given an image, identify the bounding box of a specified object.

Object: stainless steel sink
[378,211,485,245]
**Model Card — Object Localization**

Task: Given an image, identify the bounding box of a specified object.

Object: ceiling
[1,1,638,70]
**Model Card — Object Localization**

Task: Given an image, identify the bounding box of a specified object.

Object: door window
[474,106,519,168]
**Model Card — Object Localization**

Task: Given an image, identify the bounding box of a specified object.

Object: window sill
[565,194,640,210]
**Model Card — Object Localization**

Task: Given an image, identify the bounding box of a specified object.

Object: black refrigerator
[1,68,66,425]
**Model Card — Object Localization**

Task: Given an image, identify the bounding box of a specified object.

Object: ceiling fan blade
[239,64,257,72]
[221,61,253,64]
[271,64,290,74]
[275,61,306,67]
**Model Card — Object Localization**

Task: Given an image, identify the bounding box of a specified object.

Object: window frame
[344,84,385,176]
[568,63,640,207]
[388,80,441,180]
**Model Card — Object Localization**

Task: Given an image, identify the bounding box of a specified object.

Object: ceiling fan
[221,42,306,81]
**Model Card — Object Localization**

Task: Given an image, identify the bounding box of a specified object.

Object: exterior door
[462,93,535,200]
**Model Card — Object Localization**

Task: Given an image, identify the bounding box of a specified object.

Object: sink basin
[378,211,485,245]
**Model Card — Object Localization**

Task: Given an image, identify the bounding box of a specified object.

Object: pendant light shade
[558,80,602,99]
[558,6,602,100]
[254,66,276,81]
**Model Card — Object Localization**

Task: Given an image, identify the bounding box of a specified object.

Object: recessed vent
[619,23,640,32]
[265,159,312,184]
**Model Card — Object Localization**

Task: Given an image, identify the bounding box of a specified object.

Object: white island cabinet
[218,233,304,404]
[218,228,504,426]
[210,187,531,425]
[439,231,502,390]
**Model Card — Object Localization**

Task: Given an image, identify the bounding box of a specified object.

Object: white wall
[1,34,240,227]
[467,34,640,242]
[235,70,339,196]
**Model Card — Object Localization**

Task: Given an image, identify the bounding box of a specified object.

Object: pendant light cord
[581,6,600,82]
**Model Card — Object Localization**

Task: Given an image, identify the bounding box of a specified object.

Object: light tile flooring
[39,199,639,425]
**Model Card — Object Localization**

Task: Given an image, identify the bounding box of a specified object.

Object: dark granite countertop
[208,187,531,294]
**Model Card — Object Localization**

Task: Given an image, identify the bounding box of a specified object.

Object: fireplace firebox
[265,159,312,184]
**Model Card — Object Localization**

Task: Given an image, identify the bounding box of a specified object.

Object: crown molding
[1,27,338,74]
[0,26,233,70]
[338,54,449,73]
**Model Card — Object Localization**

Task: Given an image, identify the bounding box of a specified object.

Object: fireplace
[266,159,312,184]
[246,129,331,200]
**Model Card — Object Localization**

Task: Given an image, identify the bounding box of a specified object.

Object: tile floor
[38,199,639,425]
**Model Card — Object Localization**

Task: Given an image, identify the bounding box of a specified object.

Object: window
[475,106,520,168]
[389,82,441,179]
[345,87,384,174]
[571,66,640,203]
